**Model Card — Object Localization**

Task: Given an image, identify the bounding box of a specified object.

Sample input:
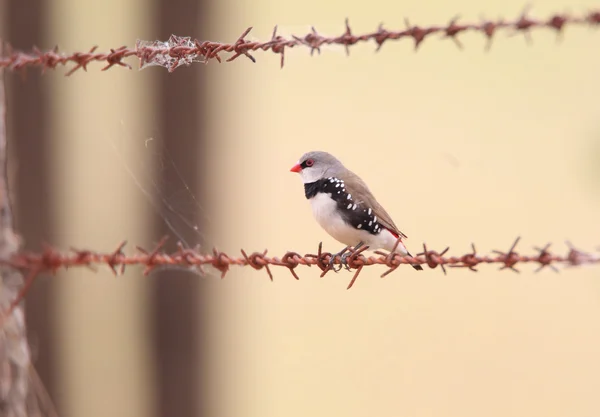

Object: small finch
[291,151,422,271]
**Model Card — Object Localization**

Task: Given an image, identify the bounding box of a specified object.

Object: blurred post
[47,1,156,416]
[5,0,56,404]
[0,59,39,417]
[150,0,208,416]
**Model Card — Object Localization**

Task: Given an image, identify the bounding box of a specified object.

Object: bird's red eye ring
[305,159,314,167]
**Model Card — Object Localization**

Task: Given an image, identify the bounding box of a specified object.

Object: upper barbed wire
[0,8,599,74]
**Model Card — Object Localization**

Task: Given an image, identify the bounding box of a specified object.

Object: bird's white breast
[310,193,364,246]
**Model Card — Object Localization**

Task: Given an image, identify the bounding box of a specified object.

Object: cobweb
[109,121,209,275]
[136,35,207,72]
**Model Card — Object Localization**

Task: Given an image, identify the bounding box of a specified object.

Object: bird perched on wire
[290,151,423,271]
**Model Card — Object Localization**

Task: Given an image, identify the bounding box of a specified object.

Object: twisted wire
[0,237,596,313]
[0,8,598,74]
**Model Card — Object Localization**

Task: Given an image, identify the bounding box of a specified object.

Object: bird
[290,151,423,271]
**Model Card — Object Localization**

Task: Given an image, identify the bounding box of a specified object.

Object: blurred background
[2,0,600,416]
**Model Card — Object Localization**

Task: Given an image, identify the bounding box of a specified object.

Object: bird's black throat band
[304,179,326,199]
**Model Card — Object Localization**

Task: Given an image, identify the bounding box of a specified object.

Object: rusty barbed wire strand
[0,237,598,315]
[0,8,599,74]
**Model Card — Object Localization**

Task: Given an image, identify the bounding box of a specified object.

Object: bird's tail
[406,251,423,271]
[392,238,423,271]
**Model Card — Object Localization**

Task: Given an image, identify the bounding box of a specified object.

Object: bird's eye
[305,159,314,167]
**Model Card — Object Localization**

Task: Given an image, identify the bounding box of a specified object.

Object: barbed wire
[0,8,599,74]
[1,237,599,314]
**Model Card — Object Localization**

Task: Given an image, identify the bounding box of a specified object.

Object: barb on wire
[0,8,599,74]
[0,237,598,315]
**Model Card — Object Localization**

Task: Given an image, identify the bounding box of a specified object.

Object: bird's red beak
[290,163,302,173]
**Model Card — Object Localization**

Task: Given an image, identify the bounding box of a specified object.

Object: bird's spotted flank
[304,177,391,236]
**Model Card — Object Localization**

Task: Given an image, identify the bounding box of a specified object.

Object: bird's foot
[328,242,364,272]
[340,252,353,271]
[328,247,350,273]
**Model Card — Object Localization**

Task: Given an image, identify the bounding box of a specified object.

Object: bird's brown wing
[341,170,408,239]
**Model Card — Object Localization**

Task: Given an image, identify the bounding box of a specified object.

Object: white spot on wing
[347,203,352,209]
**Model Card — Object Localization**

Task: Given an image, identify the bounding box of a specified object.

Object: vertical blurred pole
[47,1,155,417]
[152,0,207,417]
[5,0,56,402]
[0,50,40,417]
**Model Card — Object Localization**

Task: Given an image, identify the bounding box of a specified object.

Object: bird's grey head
[290,151,345,184]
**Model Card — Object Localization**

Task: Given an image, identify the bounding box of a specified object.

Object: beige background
[16,0,600,416]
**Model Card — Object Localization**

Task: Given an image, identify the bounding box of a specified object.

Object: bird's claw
[328,247,350,273]
[340,252,353,271]
[328,253,342,272]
